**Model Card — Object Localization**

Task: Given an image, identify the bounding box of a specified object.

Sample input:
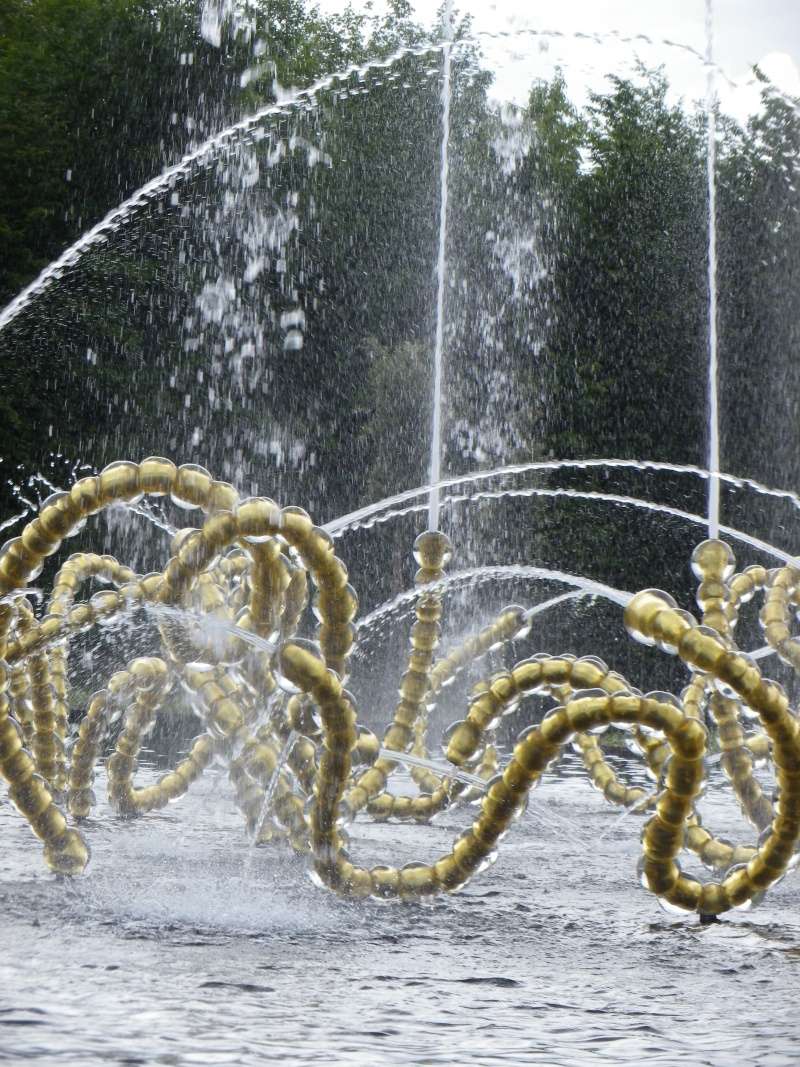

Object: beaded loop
[0,459,797,916]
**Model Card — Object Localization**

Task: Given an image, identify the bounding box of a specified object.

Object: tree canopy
[0,0,798,564]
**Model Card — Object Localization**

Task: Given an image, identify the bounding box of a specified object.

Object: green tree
[493,71,711,604]
[0,0,429,517]
[717,81,800,501]
[542,71,708,466]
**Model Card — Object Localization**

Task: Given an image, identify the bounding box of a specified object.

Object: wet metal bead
[98,461,141,504]
[138,456,178,496]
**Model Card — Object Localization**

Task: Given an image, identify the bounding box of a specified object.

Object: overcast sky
[320,0,800,121]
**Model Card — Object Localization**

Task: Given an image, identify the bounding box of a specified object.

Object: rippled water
[2,756,799,1065]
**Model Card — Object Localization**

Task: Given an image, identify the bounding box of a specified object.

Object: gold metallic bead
[642,816,683,858]
[315,586,359,627]
[68,788,96,820]
[70,476,103,516]
[723,866,755,908]
[445,721,482,765]
[318,623,355,658]
[207,698,243,737]
[639,857,679,895]
[236,498,283,543]
[623,590,675,643]
[67,603,93,633]
[21,520,60,558]
[539,709,572,746]
[702,609,729,635]
[691,539,735,580]
[698,882,729,915]
[43,830,90,875]
[38,617,64,646]
[409,620,440,652]
[192,735,216,765]
[670,719,707,760]
[512,661,543,690]
[399,862,438,897]
[98,461,141,504]
[370,865,401,898]
[279,506,313,539]
[677,629,726,673]
[40,491,83,538]
[137,572,163,600]
[89,589,122,621]
[391,796,413,819]
[158,772,188,800]
[0,719,23,761]
[664,876,703,913]
[173,463,214,510]
[278,639,328,691]
[365,792,392,819]
[177,531,217,573]
[413,531,453,571]
[3,747,35,782]
[107,752,136,778]
[432,855,468,891]
[697,578,728,606]
[415,597,443,623]
[208,481,239,514]
[202,511,238,551]
[8,773,53,817]
[398,669,429,704]
[656,791,691,827]
[245,743,278,781]
[30,803,68,843]
[665,757,706,798]
[138,456,178,496]
[0,538,40,585]
[650,607,693,652]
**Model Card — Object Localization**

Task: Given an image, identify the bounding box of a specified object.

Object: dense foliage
[0,0,798,565]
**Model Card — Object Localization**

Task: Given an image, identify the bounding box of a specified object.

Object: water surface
[1,758,798,1065]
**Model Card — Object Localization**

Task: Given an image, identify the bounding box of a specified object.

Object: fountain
[4,5,800,1061]
[1,0,800,965]
[0,455,799,918]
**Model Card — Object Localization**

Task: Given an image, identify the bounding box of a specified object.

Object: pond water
[2,757,798,1066]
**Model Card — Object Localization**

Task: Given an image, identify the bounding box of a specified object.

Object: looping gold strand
[0,462,797,916]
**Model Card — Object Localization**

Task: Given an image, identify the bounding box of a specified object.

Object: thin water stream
[427,0,454,533]
[0,39,443,335]
[328,471,800,567]
[2,20,788,344]
[251,729,299,846]
[705,0,721,540]
[324,458,800,539]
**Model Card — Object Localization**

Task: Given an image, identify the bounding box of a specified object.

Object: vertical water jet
[705,0,721,539]
[428,0,455,532]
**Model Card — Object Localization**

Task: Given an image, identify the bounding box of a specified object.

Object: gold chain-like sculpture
[1,458,799,916]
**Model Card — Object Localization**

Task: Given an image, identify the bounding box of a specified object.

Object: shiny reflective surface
[2,757,798,1065]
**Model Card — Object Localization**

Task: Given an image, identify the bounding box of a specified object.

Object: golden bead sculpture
[1,459,799,917]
